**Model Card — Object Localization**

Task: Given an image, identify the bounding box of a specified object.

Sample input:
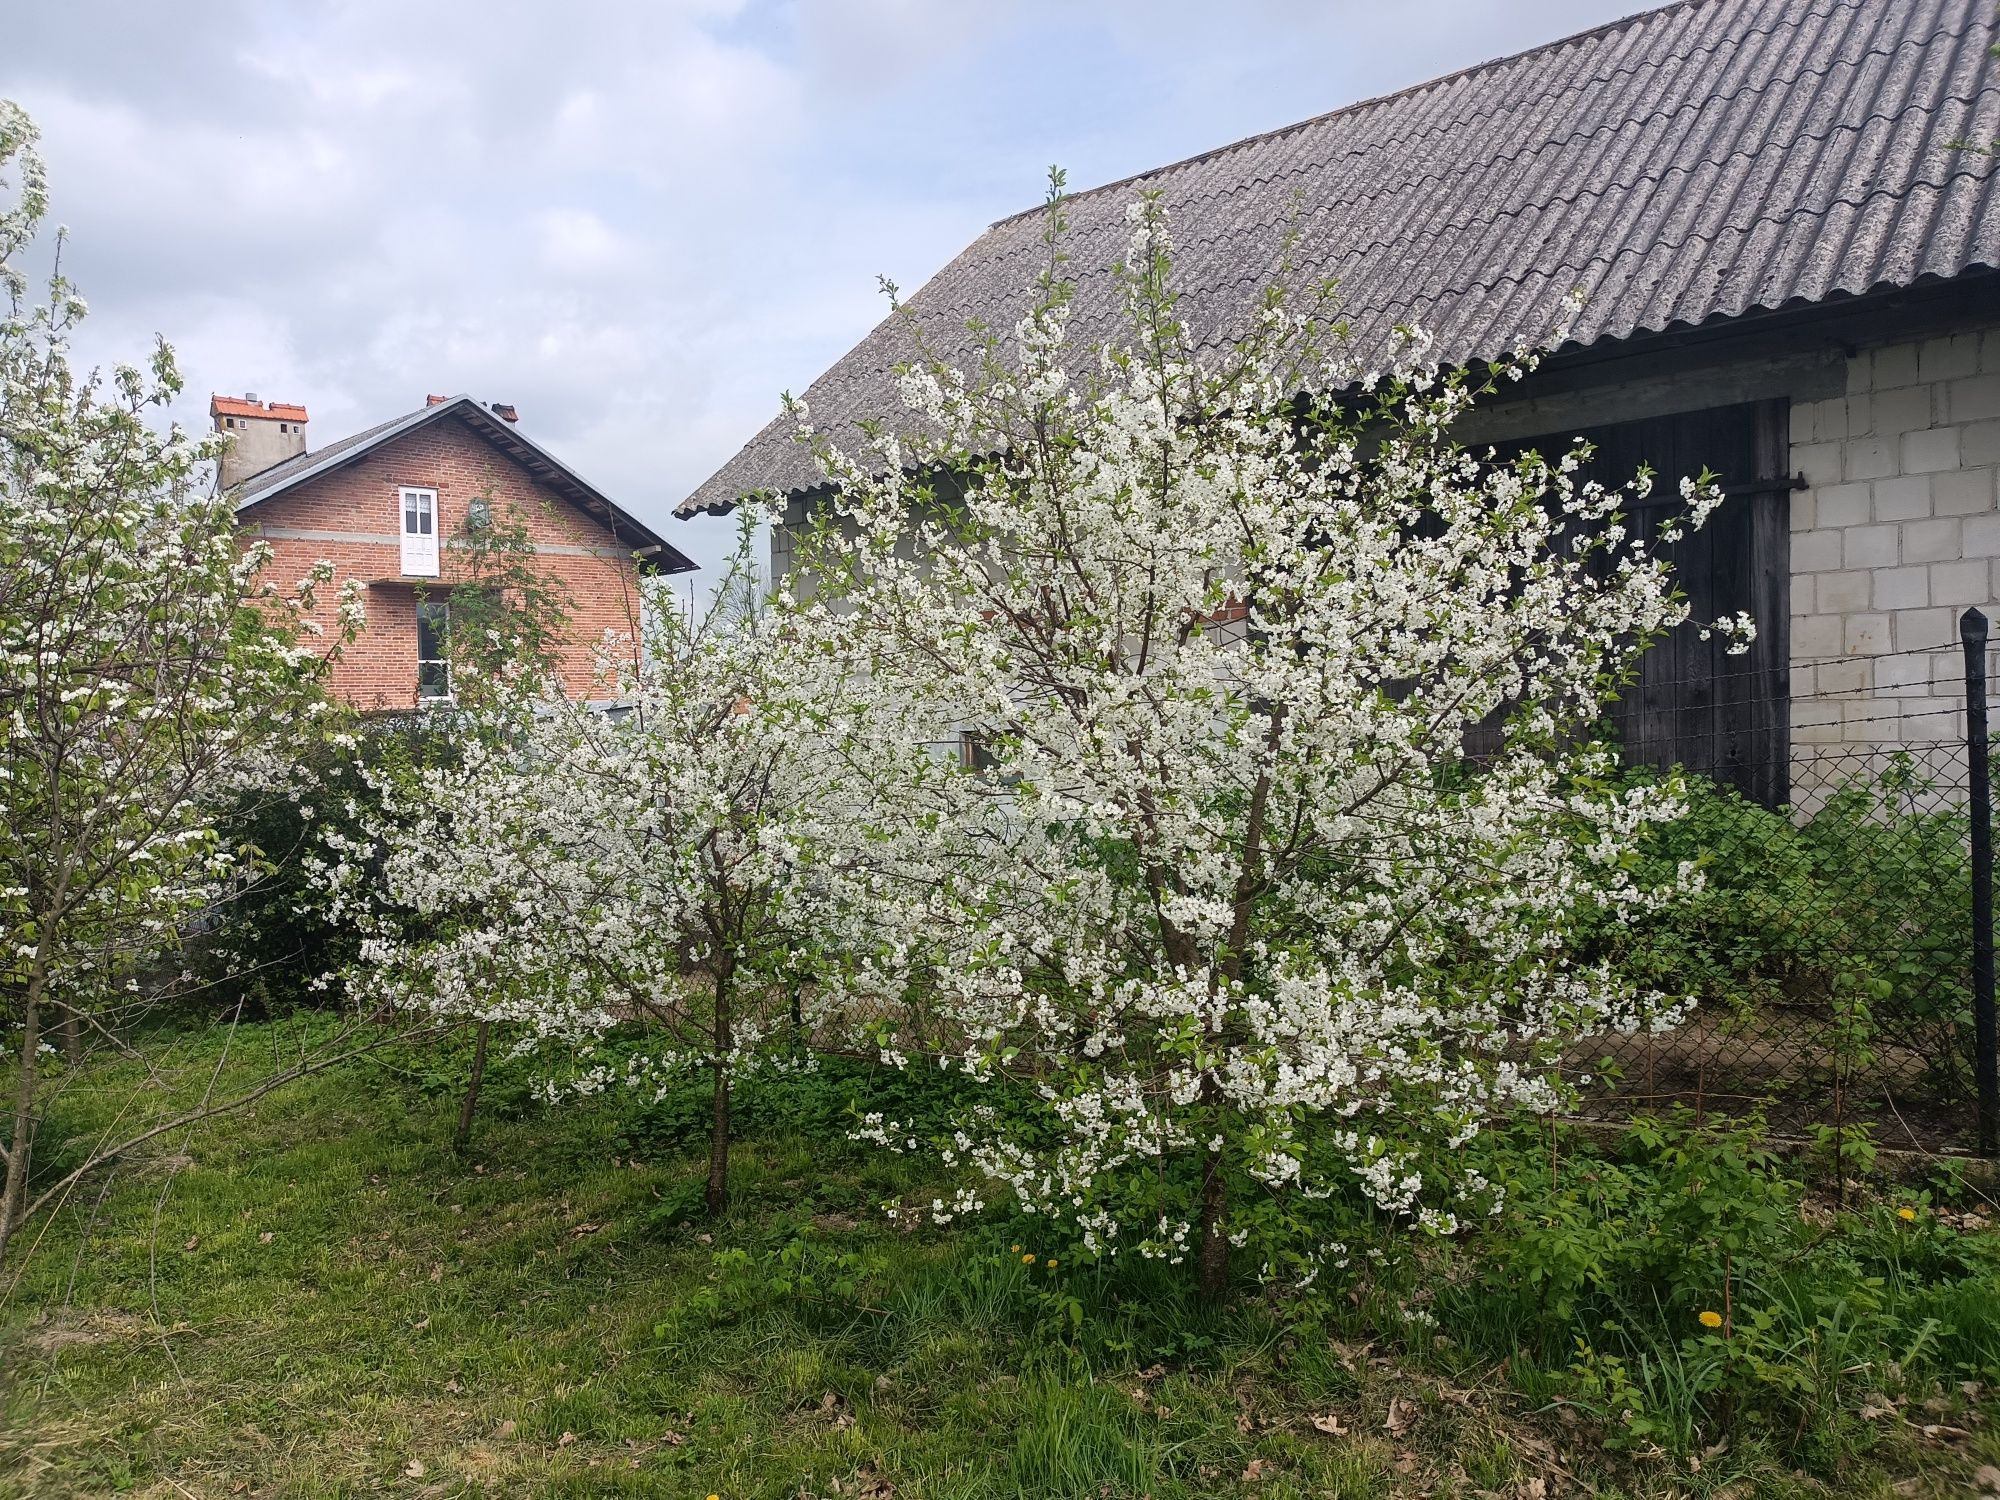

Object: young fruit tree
[0,103,356,1262]
[800,186,1742,1300]
[325,529,936,1206]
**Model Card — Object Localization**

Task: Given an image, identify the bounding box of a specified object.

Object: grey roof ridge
[981,0,1792,233]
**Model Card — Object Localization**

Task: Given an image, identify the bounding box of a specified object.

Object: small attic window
[467,497,492,531]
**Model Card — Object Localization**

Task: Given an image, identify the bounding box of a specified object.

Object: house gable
[238,406,677,711]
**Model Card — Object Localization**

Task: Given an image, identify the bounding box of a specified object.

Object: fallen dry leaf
[494,1419,517,1439]
[258,1230,274,1244]
[1241,1457,1274,1482]
[1310,1413,1347,1436]
[182,1236,199,1252]
[1394,1449,1418,1475]
[429,1263,444,1283]
[443,1377,463,1395]
[1517,1479,1547,1500]
[558,1430,577,1448]
[1919,1423,1972,1441]
[1384,1397,1416,1437]
[1973,1463,2000,1495]
[403,1459,426,1479]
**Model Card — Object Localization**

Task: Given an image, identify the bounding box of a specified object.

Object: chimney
[211,394,308,489]
[425,394,450,406]
[489,403,518,423]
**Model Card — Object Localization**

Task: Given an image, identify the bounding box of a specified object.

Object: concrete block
[1920,334,1982,384]
[1843,394,1872,438]
[1892,606,1954,651]
[1844,613,1891,653]
[1872,475,1932,521]
[1873,565,1930,609]
[1843,525,1900,569]
[1873,384,1934,435]
[1792,612,1842,656]
[1789,489,1815,532]
[1902,426,1963,474]
[1816,481,1870,528]
[1847,437,1898,480]
[1982,330,2000,374]
[1790,402,1816,446]
[1847,350,1873,395]
[1964,420,2000,467]
[1930,558,1990,606]
[1950,374,2000,424]
[1903,517,1962,563]
[1878,651,1932,691]
[1873,342,1920,389]
[1793,440,1843,486]
[1818,658,1870,694]
[1791,528,1842,572]
[1964,511,2000,556]
[1816,570,1872,613]
[1934,467,1997,515]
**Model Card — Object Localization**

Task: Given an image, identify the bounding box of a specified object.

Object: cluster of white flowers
[330,188,1730,1297]
[772,190,1723,1294]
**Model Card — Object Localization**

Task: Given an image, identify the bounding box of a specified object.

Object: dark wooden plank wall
[1497,399,1792,806]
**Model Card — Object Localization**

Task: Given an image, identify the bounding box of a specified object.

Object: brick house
[221,393,695,711]
[679,0,2000,807]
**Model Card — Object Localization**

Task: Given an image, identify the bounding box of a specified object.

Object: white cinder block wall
[1788,330,2000,759]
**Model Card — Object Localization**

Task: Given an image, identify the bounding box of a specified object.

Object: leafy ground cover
[3,1018,1998,1499]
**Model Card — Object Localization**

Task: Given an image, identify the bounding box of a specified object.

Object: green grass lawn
[3,1018,1996,1499]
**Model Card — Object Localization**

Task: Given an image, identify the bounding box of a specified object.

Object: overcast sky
[3,0,1649,580]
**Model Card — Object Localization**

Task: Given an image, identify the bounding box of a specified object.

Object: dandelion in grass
[1022,1253,1036,1263]
[1898,1207,1918,1222]
[1698,1310,1724,1329]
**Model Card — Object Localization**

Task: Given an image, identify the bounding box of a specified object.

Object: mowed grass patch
[0,1018,1992,1499]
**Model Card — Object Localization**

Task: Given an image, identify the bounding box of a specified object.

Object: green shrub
[1453,1112,2000,1465]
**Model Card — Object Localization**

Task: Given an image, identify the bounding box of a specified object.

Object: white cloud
[2,0,1646,582]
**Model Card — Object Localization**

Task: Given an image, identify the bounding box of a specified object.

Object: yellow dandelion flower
[1698,1310,1724,1329]
[1047,1258,1058,1269]
[1022,1253,1035,1264]
[1010,1244,1021,1254]
[1897,1207,1918,1222]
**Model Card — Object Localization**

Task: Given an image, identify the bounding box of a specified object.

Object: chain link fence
[1562,612,2000,1159]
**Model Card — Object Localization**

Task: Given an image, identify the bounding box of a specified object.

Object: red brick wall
[237,415,649,711]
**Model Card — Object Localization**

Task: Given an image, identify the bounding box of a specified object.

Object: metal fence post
[1963,606,1999,1156]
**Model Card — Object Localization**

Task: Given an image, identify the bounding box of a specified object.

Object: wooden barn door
[1507,400,1792,806]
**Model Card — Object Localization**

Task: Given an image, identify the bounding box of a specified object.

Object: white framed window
[415,601,450,701]
[399,487,439,577]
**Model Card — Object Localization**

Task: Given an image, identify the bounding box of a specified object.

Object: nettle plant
[801,183,1743,1299]
[323,529,940,1210]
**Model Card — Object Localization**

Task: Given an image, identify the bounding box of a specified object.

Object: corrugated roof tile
[680,0,2000,515]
